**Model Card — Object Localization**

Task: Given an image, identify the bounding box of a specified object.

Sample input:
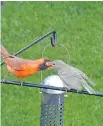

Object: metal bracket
[51,31,56,47]
[1,30,57,66]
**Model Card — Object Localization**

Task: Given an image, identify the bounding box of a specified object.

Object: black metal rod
[1,30,56,66]
[1,80,103,97]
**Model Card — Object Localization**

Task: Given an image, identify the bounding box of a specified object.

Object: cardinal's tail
[0,45,10,59]
[82,81,96,94]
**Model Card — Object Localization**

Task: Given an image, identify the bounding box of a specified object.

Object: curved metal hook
[41,43,70,63]
[40,43,70,82]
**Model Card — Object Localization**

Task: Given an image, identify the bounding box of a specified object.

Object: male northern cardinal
[51,60,96,94]
[0,45,52,84]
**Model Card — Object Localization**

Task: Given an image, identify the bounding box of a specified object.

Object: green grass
[1,1,103,126]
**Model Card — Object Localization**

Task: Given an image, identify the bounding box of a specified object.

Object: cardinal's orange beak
[38,59,52,71]
[45,61,52,67]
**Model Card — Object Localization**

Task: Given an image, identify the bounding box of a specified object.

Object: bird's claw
[20,81,23,86]
[1,79,6,83]
[64,87,68,97]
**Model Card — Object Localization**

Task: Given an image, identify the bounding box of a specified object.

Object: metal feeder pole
[40,93,64,126]
[40,75,65,126]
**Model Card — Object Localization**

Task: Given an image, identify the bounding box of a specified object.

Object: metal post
[40,75,65,126]
[1,30,56,66]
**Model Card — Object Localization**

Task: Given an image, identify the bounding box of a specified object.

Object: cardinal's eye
[53,63,55,65]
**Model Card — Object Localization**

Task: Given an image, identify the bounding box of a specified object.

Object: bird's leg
[76,89,81,93]
[64,87,68,97]
[2,71,9,83]
[20,79,23,86]
[76,85,82,93]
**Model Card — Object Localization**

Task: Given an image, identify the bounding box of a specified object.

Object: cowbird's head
[51,60,66,70]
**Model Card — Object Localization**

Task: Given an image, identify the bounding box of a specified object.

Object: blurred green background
[1,1,103,126]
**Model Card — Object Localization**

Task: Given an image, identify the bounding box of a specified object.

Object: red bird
[0,45,52,84]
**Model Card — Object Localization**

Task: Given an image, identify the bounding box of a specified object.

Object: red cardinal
[0,45,52,84]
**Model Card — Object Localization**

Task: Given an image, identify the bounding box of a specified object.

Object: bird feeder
[40,75,65,126]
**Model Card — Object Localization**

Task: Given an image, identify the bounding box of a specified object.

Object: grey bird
[51,60,96,94]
